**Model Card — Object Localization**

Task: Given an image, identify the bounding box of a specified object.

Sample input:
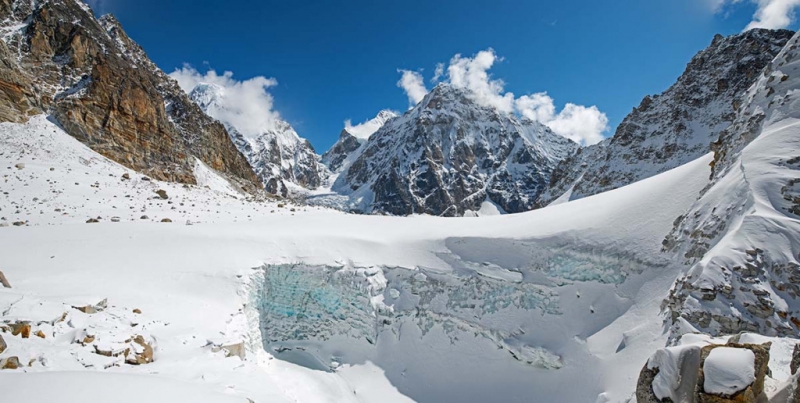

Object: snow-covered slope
[540,29,794,206]
[1,104,724,402]
[189,83,326,197]
[663,31,800,340]
[321,110,398,173]
[332,84,578,216]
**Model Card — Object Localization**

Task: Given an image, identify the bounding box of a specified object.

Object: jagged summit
[188,82,326,196]
[321,109,398,173]
[331,82,578,216]
[539,28,794,206]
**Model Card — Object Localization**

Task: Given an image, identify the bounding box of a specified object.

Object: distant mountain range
[0,0,792,220]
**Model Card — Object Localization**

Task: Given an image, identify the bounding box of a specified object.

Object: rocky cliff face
[332,84,578,216]
[0,0,260,192]
[188,83,326,197]
[662,31,800,339]
[539,29,793,206]
[321,110,397,173]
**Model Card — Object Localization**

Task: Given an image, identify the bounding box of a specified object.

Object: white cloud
[397,70,429,107]
[746,0,800,29]
[432,63,445,83]
[398,49,609,145]
[713,0,800,30]
[170,65,281,139]
[447,49,516,114]
[516,93,608,146]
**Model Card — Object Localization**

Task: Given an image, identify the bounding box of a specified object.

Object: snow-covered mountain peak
[342,109,398,140]
[188,83,326,196]
[322,109,399,173]
[188,82,227,111]
[326,81,577,215]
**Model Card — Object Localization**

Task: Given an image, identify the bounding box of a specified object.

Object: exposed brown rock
[0,334,6,354]
[125,335,154,365]
[0,356,20,370]
[74,298,107,314]
[10,322,30,338]
[0,270,10,288]
[0,0,260,192]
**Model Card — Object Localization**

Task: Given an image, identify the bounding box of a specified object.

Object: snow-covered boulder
[636,340,771,403]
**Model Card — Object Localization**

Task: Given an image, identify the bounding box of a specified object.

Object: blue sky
[88,0,799,149]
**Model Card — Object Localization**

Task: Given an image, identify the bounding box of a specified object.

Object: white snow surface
[344,110,398,140]
[703,347,756,396]
[0,109,773,403]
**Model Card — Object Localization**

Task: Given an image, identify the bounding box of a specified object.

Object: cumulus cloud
[713,0,800,30]
[447,49,516,114]
[397,70,429,107]
[398,49,609,145]
[170,65,281,139]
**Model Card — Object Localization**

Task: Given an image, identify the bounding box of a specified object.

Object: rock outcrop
[332,84,578,216]
[663,31,800,338]
[636,341,771,403]
[0,0,260,192]
[539,29,793,206]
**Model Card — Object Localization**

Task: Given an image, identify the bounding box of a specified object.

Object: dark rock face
[322,129,363,173]
[539,29,794,207]
[0,0,259,191]
[333,84,578,216]
[321,110,398,174]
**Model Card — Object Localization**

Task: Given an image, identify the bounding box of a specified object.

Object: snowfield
[0,113,726,402]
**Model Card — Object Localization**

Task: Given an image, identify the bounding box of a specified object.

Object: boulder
[0,356,19,369]
[10,322,30,338]
[0,270,10,288]
[695,342,770,402]
[125,335,154,365]
[636,341,771,403]
[74,298,107,314]
[0,334,6,354]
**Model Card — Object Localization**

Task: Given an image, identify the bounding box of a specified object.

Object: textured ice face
[247,239,658,371]
[254,265,380,344]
